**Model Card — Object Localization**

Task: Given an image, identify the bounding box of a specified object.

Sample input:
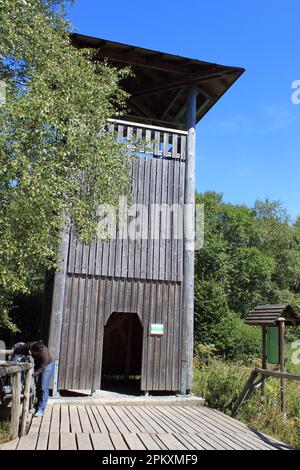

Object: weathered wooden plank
[85,278,99,390]
[104,406,129,434]
[174,433,205,450]
[113,406,141,433]
[57,275,71,389]
[153,406,195,434]
[72,276,86,389]
[156,433,187,450]
[159,162,168,281]
[89,406,109,433]
[36,432,49,451]
[96,406,119,433]
[88,241,96,276]
[77,406,94,434]
[17,433,38,450]
[122,433,146,450]
[60,432,77,450]
[110,433,128,450]
[171,160,179,282]
[143,282,156,391]
[79,277,93,390]
[159,283,168,389]
[153,283,162,391]
[90,433,114,450]
[140,158,151,279]
[166,284,175,390]
[63,276,78,389]
[126,407,156,433]
[0,438,20,450]
[85,406,101,433]
[152,160,162,280]
[127,159,138,279]
[91,280,105,391]
[120,406,145,433]
[39,405,52,434]
[28,412,42,435]
[142,406,178,434]
[132,407,168,434]
[81,244,89,275]
[77,433,93,450]
[137,433,162,450]
[69,405,82,433]
[172,284,181,391]
[136,157,145,276]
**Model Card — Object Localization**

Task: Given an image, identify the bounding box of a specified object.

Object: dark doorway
[101,313,143,392]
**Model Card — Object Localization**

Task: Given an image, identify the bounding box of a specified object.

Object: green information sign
[267,326,279,364]
[150,323,164,336]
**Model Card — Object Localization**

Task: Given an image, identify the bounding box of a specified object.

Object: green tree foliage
[0,1,131,329]
[195,192,300,358]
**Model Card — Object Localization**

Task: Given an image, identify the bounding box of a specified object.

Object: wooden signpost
[232,304,300,420]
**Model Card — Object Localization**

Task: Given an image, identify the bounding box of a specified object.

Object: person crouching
[26,341,55,418]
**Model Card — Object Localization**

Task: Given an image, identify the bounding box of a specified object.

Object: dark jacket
[26,341,53,377]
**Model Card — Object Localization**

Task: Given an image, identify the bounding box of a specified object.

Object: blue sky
[68,0,300,220]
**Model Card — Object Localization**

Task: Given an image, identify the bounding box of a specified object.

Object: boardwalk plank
[60,405,70,433]
[48,405,60,450]
[122,433,146,450]
[69,405,82,433]
[17,433,38,450]
[36,432,49,451]
[105,406,131,434]
[60,432,77,450]
[91,433,114,450]
[97,406,119,433]
[77,433,93,450]
[85,405,102,433]
[137,433,162,450]
[90,406,110,432]
[113,406,141,433]
[110,432,128,450]
[0,438,19,450]
[156,433,187,450]
[77,406,94,433]
[132,406,168,433]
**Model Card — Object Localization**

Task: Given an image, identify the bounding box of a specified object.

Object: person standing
[26,341,55,417]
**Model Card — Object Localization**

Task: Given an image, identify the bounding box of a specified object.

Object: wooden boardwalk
[0,405,290,451]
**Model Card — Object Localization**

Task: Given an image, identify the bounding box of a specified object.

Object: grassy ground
[0,420,10,445]
[193,357,300,449]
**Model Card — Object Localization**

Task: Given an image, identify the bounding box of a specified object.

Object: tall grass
[0,420,10,445]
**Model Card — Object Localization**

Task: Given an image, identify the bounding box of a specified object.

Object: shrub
[212,312,261,360]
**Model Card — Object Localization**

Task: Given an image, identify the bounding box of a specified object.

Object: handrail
[108,118,189,135]
[231,367,300,418]
[0,361,33,439]
[0,361,32,377]
[256,368,300,381]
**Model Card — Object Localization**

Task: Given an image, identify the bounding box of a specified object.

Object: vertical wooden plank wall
[49,121,189,392]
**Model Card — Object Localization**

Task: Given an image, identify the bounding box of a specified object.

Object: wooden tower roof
[71,33,245,129]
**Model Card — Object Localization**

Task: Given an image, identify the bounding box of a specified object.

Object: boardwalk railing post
[261,325,267,398]
[10,371,21,439]
[278,317,287,421]
[20,365,33,437]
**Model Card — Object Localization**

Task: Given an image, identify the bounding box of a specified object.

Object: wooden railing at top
[108,118,188,161]
[0,356,33,440]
